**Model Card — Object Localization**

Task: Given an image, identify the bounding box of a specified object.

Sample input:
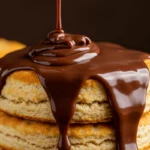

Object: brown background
[0,0,150,52]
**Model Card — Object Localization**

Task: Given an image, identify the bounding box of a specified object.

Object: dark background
[0,0,150,52]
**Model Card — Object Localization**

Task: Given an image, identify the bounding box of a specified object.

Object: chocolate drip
[0,1,150,150]
[28,0,99,149]
[29,34,99,66]
[56,0,62,31]
[29,0,99,66]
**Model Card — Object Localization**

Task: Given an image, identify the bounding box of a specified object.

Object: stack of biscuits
[0,41,150,150]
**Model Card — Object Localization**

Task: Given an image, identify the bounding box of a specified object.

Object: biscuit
[0,111,149,150]
[0,44,149,124]
[0,38,25,58]
[0,70,150,123]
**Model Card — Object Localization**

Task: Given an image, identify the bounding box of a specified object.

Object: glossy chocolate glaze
[0,0,150,150]
[28,0,99,67]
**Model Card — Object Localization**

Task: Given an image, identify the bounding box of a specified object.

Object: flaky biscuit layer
[0,72,111,123]
[0,72,150,123]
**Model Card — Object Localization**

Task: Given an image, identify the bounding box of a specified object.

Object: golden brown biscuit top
[0,38,25,58]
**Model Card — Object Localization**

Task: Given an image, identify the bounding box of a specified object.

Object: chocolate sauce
[0,0,150,150]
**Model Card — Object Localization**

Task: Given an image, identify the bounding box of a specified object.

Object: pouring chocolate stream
[0,0,150,150]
